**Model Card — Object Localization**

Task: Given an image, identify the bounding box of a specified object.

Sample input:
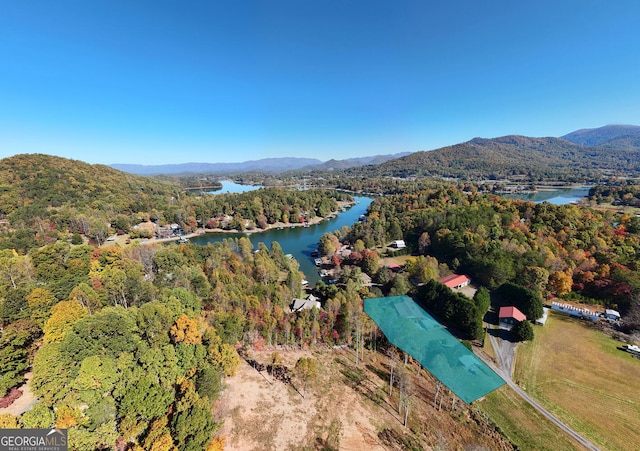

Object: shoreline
[109,200,356,247]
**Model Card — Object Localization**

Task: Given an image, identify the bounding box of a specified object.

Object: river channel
[189,195,373,285]
[188,184,589,285]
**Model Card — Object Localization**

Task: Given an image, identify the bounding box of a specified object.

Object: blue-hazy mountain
[110,153,411,175]
[111,157,322,175]
[561,124,640,148]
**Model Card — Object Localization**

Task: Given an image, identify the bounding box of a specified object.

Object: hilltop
[561,124,640,148]
[0,154,182,217]
[343,134,639,182]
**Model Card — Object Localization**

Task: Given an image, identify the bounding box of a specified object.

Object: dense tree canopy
[348,186,640,318]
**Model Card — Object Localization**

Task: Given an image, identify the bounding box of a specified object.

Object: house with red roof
[438,274,471,289]
[498,306,527,330]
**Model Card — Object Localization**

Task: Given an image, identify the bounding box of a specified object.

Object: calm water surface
[208,181,262,194]
[501,187,591,204]
[190,196,373,285]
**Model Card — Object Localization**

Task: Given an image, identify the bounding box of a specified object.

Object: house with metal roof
[438,274,471,289]
[498,306,527,330]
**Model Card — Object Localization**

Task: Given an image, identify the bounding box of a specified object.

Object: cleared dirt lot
[219,349,387,450]
[219,346,514,450]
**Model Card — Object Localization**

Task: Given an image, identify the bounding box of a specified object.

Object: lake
[501,186,591,205]
[208,181,263,194]
[189,196,373,285]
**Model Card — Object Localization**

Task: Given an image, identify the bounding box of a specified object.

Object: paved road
[480,333,600,451]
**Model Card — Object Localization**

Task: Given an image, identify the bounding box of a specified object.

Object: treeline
[415,282,490,340]
[0,154,184,252]
[589,184,640,208]
[194,188,351,231]
[347,185,640,331]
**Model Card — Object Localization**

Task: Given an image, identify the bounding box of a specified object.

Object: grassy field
[512,311,640,451]
[479,387,588,451]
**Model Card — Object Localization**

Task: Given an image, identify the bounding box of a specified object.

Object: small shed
[439,274,472,289]
[391,240,406,249]
[499,306,527,330]
[535,307,549,326]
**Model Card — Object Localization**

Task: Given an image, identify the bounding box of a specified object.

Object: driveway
[479,330,599,451]
[488,328,518,378]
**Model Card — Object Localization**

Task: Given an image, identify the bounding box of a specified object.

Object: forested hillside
[0,154,183,215]
[0,154,351,252]
[0,154,184,251]
[343,135,640,182]
[0,231,379,448]
[347,186,640,331]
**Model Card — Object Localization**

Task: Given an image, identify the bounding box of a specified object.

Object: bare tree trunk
[404,401,410,426]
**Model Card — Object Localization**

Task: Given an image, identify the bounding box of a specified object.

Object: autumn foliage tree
[171,314,202,345]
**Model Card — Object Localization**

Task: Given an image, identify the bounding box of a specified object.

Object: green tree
[473,286,491,318]
[295,356,318,398]
[136,301,175,347]
[70,232,83,245]
[513,320,534,341]
[319,233,340,257]
[0,319,41,396]
[172,380,220,451]
[0,250,32,291]
[68,283,103,315]
[388,274,410,296]
[26,287,58,327]
[405,255,438,284]
[361,249,379,276]
[20,402,55,428]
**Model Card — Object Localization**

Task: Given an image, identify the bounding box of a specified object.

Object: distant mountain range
[110,157,322,175]
[109,125,639,181]
[110,153,411,175]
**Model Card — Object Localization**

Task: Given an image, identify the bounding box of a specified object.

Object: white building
[391,240,406,249]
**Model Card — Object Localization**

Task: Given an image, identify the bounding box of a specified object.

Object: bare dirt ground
[219,349,385,451]
[0,372,36,416]
[218,346,514,451]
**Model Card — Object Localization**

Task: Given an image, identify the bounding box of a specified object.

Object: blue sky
[1,1,639,165]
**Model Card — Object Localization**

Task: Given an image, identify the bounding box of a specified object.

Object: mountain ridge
[345,133,639,182]
[561,124,640,147]
[20,124,640,181]
[110,157,323,175]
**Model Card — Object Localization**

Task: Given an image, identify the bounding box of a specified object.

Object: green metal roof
[364,295,505,404]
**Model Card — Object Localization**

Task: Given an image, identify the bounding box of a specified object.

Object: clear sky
[1,1,639,165]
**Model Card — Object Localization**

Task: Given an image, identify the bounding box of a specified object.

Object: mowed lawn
[513,311,640,451]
